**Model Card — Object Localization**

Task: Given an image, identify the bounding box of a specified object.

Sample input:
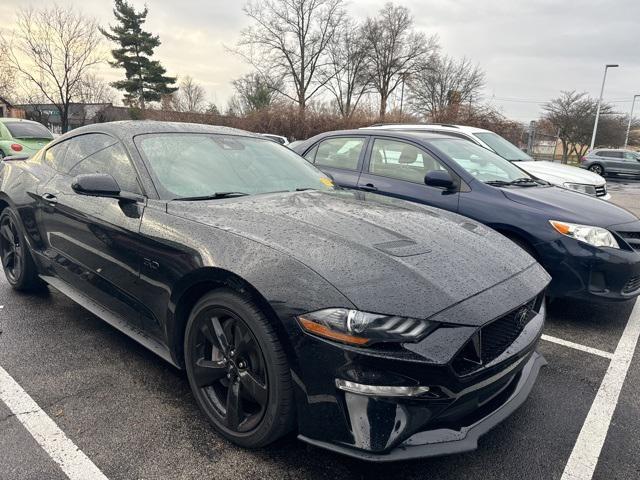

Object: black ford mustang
[0,121,550,461]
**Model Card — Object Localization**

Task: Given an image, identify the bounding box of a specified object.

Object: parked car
[362,124,611,199]
[260,133,289,145]
[0,118,53,159]
[0,121,550,461]
[581,149,640,177]
[293,130,640,302]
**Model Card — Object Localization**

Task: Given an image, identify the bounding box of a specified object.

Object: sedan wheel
[589,164,604,176]
[184,289,294,448]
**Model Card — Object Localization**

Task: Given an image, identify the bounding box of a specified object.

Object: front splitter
[298,351,547,462]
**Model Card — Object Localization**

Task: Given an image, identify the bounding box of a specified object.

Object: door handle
[42,193,58,204]
[360,183,378,192]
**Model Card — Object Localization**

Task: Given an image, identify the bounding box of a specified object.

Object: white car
[362,124,611,200]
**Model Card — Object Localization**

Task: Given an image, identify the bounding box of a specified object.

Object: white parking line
[541,334,614,359]
[0,366,108,480]
[561,300,640,480]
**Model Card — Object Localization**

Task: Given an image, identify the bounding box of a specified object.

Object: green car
[0,118,53,159]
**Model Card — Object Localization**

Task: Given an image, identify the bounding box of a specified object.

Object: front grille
[452,297,539,376]
[617,231,640,251]
[595,185,607,197]
[623,275,640,294]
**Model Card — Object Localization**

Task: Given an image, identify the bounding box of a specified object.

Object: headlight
[563,183,597,196]
[550,220,619,249]
[297,308,436,346]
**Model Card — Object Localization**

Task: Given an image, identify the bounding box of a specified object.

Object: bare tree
[174,76,207,113]
[232,72,279,113]
[322,20,371,119]
[1,6,103,132]
[362,3,439,118]
[77,73,116,104]
[543,91,615,162]
[408,55,485,121]
[0,43,16,102]
[236,0,345,117]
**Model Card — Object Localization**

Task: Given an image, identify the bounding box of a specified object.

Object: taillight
[579,156,586,163]
[10,144,23,152]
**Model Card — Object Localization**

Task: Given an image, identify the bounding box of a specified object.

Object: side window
[69,143,142,194]
[595,151,607,157]
[314,137,365,170]
[369,139,446,183]
[44,142,70,171]
[608,151,623,159]
[623,152,637,160]
[65,134,117,172]
[303,145,318,163]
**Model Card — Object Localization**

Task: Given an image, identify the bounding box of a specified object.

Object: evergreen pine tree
[100,0,177,108]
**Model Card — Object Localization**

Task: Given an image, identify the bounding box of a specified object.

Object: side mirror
[425,170,455,190]
[72,173,121,197]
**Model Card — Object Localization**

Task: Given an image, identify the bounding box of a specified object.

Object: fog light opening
[335,379,431,397]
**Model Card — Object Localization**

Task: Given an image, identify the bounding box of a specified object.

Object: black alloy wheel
[0,209,43,291]
[0,212,24,283]
[589,164,604,176]
[184,289,294,448]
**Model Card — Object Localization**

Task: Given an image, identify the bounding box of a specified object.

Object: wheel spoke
[211,316,230,353]
[239,370,268,406]
[13,254,21,277]
[234,325,253,354]
[0,224,13,243]
[2,250,14,268]
[225,380,242,429]
[193,358,227,388]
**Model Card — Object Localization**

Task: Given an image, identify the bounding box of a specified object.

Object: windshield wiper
[484,180,512,186]
[485,178,539,187]
[295,187,316,191]
[509,177,539,185]
[173,192,249,201]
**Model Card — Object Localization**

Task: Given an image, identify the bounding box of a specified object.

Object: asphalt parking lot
[1,177,640,480]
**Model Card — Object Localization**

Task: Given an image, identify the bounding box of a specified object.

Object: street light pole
[589,64,619,151]
[624,94,640,148]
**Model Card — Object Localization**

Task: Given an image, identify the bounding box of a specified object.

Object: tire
[0,208,44,291]
[589,164,604,176]
[0,150,5,160]
[184,289,295,448]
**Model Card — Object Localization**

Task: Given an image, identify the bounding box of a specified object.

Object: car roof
[306,129,456,141]
[361,123,492,134]
[64,120,258,141]
[0,118,44,126]
[591,148,638,153]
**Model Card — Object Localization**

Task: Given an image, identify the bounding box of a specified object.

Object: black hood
[499,185,638,228]
[168,190,549,324]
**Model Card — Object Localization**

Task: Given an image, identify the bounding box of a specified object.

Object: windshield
[137,133,335,199]
[474,132,532,161]
[430,138,534,183]
[5,121,53,140]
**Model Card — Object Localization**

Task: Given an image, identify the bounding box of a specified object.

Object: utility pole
[624,94,640,148]
[590,64,619,151]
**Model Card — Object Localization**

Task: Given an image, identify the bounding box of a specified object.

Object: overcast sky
[1,0,639,122]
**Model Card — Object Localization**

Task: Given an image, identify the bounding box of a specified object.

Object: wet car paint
[0,121,550,460]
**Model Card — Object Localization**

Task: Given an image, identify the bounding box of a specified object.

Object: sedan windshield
[5,122,53,140]
[137,133,334,199]
[430,138,535,184]
[474,132,532,161]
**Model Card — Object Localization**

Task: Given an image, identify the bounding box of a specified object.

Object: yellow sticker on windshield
[320,177,334,187]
